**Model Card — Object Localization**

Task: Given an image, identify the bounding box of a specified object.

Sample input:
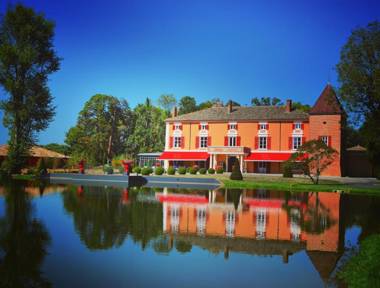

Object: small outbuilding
[345,145,374,177]
[137,152,163,167]
[0,144,69,168]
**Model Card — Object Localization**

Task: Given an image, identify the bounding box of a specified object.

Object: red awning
[156,193,208,204]
[158,151,209,161]
[244,152,292,162]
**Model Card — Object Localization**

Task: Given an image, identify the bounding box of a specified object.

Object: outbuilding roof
[166,105,309,122]
[0,144,68,158]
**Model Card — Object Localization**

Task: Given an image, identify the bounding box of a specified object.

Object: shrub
[208,168,215,174]
[189,167,198,174]
[216,166,224,174]
[186,167,191,173]
[178,167,187,175]
[230,161,243,180]
[155,166,165,175]
[141,167,153,175]
[133,166,141,174]
[103,164,113,175]
[167,166,176,175]
[118,166,125,174]
[199,168,207,174]
[282,162,293,178]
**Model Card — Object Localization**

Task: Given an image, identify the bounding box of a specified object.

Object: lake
[0,180,379,287]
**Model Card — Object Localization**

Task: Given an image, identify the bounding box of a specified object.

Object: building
[345,145,374,177]
[159,84,344,176]
[137,152,163,167]
[0,144,69,167]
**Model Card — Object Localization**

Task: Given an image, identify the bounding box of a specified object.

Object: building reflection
[156,188,343,279]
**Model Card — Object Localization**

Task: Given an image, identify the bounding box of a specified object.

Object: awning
[244,152,292,162]
[158,151,209,161]
[156,193,208,204]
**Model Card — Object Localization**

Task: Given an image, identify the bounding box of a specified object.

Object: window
[292,136,302,150]
[174,137,182,148]
[225,211,235,237]
[320,136,329,146]
[256,209,266,240]
[259,123,267,130]
[174,123,181,130]
[294,122,302,129]
[200,123,207,130]
[259,136,267,149]
[196,208,207,235]
[290,208,301,242]
[229,123,237,130]
[200,136,208,148]
[228,136,237,147]
[170,206,180,233]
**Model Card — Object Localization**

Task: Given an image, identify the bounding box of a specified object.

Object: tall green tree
[157,94,177,114]
[292,101,311,112]
[178,96,197,115]
[0,4,60,174]
[65,94,133,165]
[336,21,380,173]
[126,98,166,158]
[43,143,70,155]
[251,96,282,106]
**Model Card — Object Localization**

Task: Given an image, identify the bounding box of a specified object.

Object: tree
[251,97,282,106]
[292,101,311,112]
[230,160,243,180]
[0,4,61,174]
[197,98,223,110]
[336,21,380,174]
[43,143,70,155]
[65,94,133,165]
[178,96,197,115]
[126,98,166,158]
[287,140,338,184]
[157,94,176,114]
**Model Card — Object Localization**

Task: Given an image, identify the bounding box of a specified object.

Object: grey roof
[166,106,309,122]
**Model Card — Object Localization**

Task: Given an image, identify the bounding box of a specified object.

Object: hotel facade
[159,84,344,176]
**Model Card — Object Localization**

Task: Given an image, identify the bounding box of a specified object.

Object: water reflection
[0,182,51,288]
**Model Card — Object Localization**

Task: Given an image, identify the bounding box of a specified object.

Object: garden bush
[216,166,224,174]
[178,167,187,175]
[133,166,141,174]
[208,168,215,174]
[189,167,198,174]
[141,167,153,175]
[230,161,243,180]
[155,167,165,175]
[103,164,113,175]
[167,166,176,175]
[199,168,207,174]
[282,162,293,178]
[118,166,125,174]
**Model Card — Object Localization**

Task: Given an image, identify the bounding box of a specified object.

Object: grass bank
[222,176,380,194]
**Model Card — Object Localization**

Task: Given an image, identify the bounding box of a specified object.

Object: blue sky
[0,0,379,145]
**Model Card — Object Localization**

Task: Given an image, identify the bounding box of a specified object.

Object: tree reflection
[62,186,163,250]
[0,182,51,288]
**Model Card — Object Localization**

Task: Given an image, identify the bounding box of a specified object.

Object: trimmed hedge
[230,162,243,180]
[216,167,224,174]
[155,167,165,175]
[141,167,153,175]
[132,166,141,174]
[282,162,293,178]
[167,166,176,175]
[103,164,113,175]
[178,167,187,175]
[189,167,198,174]
[199,168,207,174]
[208,168,215,174]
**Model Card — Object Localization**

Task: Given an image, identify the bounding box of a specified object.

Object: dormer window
[174,123,182,130]
[294,122,302,130]
[228,122,237,130]
[259,123,268,130]
[200,123,208,130]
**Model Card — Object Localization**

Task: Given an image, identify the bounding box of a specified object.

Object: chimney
[228,100,233,113]
[285,99,292,112]
[171,106,178,117]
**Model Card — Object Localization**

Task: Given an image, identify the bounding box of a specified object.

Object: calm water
[0,181,379,287]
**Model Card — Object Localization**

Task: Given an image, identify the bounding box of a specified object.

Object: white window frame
[196,208,207,235]
[259,136,267,150]
[320,136,329,146]
[259,122,268,130]
[294,122,302,130]
[292,136,302,150]
[256,208,266,240]
[225,211,235,238]
[170,206,180,233]
[228,122,237,130]
[174,136,182,148]
[174,123,181,130]
[200,123,208,130]
[200,136,208,148]
[228,136,237,147]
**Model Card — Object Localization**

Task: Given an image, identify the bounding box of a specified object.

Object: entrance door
[257,161,267,173]
[227,156,238,172]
